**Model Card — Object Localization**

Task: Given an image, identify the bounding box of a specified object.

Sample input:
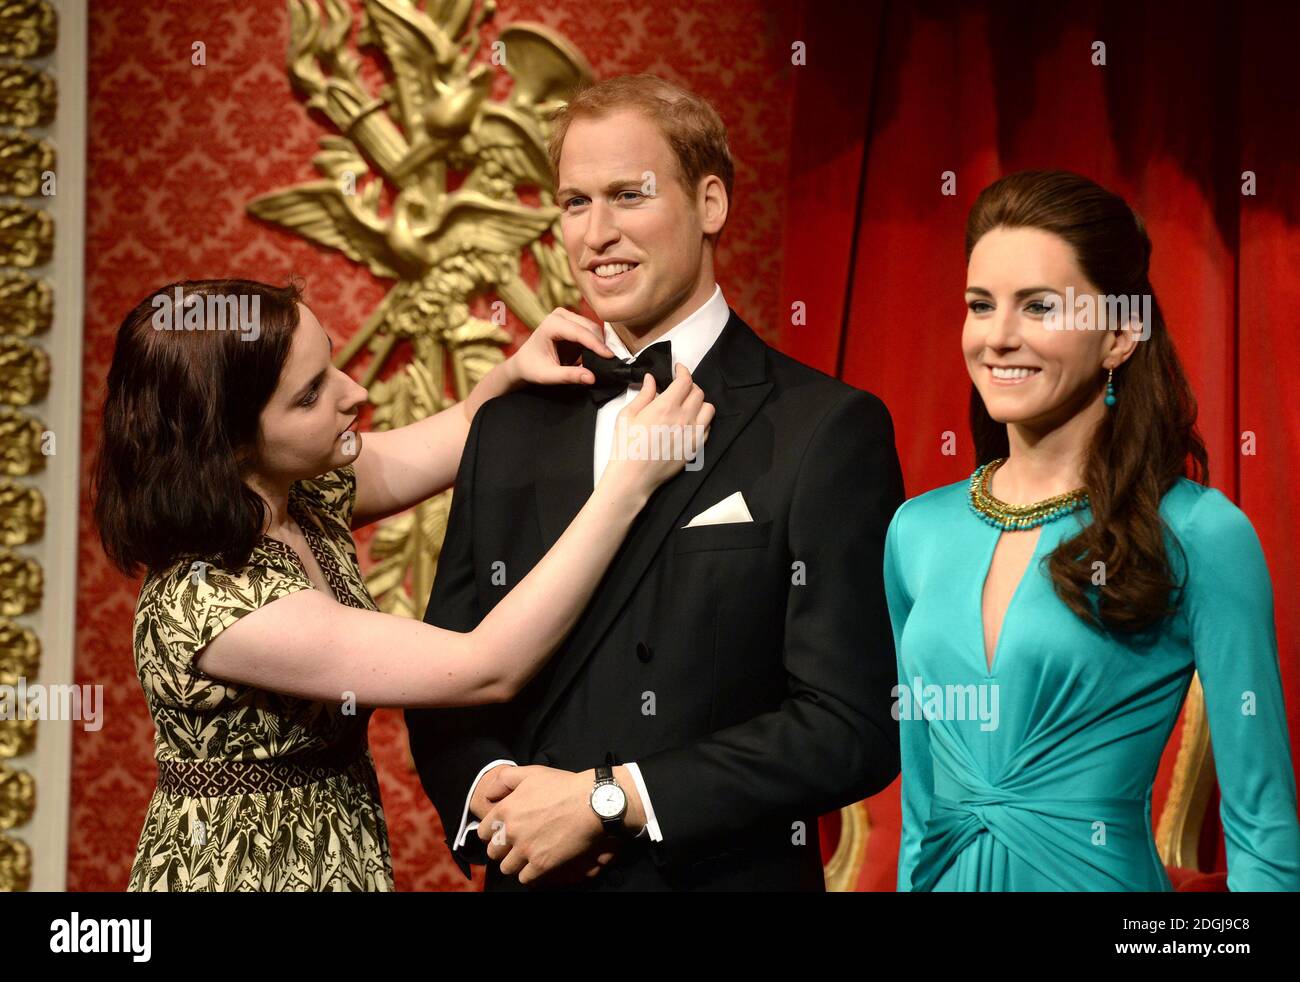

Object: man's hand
[479,765,646,885]
[469,763,514,821]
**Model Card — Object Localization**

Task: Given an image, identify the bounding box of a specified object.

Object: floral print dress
[128,464,393,891]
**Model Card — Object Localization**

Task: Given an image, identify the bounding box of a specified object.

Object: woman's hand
[504,308,614,388]
[600,363,715,503]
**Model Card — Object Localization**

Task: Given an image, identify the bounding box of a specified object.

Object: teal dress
[886,475,1300,891]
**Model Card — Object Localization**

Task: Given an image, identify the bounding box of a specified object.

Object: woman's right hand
[601,363,715,503]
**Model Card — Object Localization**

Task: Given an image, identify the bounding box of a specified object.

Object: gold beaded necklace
[968,458,1089,530]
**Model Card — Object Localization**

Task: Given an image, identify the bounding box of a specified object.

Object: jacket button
[636,641,653,663]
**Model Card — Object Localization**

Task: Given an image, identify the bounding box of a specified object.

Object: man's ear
[698,174,728,237]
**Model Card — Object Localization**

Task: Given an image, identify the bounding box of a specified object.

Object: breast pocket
[673,519,773,554]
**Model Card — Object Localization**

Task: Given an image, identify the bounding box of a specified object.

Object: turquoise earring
[1104,367,1117,407]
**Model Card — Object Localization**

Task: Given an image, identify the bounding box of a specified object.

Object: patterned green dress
[128,464,394,891]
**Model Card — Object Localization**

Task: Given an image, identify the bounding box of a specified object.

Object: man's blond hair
[548,74,735,224]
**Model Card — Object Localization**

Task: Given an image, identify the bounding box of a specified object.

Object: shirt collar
[602,283,729,374]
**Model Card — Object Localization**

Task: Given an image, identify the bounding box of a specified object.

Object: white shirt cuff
[624,761,663,842]
[454,758,516,850]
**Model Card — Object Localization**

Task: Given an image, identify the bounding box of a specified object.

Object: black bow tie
[583,340,674,406]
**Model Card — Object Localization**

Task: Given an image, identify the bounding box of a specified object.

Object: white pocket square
[682,491,753,528]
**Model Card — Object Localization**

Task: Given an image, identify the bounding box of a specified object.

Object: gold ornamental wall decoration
[0,0,57,894]
[249,0,592,616]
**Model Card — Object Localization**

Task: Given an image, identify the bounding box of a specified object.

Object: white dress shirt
[454,283,731,853]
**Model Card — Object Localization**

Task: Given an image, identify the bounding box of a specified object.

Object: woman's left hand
[505,308,614,387]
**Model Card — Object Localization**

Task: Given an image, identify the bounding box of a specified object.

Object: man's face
[556,109,708,332]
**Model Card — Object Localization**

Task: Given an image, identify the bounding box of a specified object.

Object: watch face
[591,783,626,819]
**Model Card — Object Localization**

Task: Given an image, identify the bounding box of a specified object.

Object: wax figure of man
[407,74,905,891]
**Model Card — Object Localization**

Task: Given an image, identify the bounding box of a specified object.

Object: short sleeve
[295,463,359,530]
[191,559,315,668]
[1181,488,1300,890]
[134,550,316,713]
[159,551,315,672]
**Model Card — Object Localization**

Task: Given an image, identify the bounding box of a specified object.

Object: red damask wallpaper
[73,0,802,889]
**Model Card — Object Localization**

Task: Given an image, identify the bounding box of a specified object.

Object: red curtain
[780,0,1300,888]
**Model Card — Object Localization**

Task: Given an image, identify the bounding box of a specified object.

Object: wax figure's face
[252,303,368,483]
[962,226,1134,431]
[556,109,722,332]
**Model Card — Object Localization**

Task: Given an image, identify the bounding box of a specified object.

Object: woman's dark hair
[94,278,306,577]
[965,170,1208,635]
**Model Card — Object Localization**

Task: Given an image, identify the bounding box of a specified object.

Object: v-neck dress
[886,475,1300,891]
[128,464,393,891]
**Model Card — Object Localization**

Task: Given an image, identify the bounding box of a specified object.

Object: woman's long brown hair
[93,278,306,577]
[966,170,1208,635]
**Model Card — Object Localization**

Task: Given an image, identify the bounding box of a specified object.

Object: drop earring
[1104,367,1117,407]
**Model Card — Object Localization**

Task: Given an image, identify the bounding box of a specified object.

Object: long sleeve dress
[885,474,1300,891]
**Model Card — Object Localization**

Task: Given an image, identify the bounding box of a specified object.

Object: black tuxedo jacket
[406,310,905,890]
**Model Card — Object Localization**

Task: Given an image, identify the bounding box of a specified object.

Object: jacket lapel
[530,310,774,734]
[535,390,598,550]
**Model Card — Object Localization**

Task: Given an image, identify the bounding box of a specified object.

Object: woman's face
[962,226,1133,433]
[253,303,368,484]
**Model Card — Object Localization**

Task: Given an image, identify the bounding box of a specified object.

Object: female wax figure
[887,172,1300,891]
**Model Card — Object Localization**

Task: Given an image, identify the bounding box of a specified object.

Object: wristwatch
[589,753,628,831]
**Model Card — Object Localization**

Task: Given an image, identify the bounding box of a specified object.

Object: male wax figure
[406,74,905,890]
